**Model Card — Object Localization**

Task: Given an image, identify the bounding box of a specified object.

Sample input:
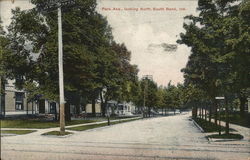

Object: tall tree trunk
[225,96,229,135]
[91,98,96,117]
[199,105,201,118]
[65,103,71,121]
[205,107,207,121]
[201,106,204,119]
[209,102,212,123]
[239,96,246,116]
[148,106,151,117]
[26,101,29,115]
[213,99,218,125]
[55,103,58,121]
[192,102,197,119]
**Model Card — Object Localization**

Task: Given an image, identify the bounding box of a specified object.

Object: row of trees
[0,0,138,119]
[1,0,200,120]
[129,78,194,117]
[177,0,250,134]
[1,0,248,127]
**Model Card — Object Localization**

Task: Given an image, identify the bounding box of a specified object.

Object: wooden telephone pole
[37,0,76,134]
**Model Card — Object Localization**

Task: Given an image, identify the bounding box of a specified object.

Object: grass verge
[194,118,236,132]
[1,130,36,135]
[42,131,72,136]
[0,119,97,129]
[207,133,243,140]
[219,112,250,128]
[67,123,108,131]
[68,118,141,131]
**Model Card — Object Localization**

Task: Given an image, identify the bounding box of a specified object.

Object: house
[106,101,136,116]
[0,79,61,117]
[1,80,30,116]
[116,102,136,116]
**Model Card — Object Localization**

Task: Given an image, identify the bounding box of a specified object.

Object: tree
[178,0,249,135]
[156,86,165,115]
[98,43,138,116]
[0,19,11,116]
[7,0,138,120]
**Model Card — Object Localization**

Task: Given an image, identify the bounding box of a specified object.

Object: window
[15,92,24,110]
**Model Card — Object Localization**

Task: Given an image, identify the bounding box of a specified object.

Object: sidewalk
[194,118,250,143]
[1,117,141,136]
[210,119,250,141]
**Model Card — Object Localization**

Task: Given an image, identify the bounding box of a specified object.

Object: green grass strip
[42,131,72,136]
[0,119,97,129]
[67,123,108,131]
[68,118,142,131]
[207,133,243,139]
[194,118,236,132]
[1,130,36,135]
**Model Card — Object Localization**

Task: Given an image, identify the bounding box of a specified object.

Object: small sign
[215,97,225,100]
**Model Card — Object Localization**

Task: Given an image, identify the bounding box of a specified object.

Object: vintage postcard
[0,0,249,159]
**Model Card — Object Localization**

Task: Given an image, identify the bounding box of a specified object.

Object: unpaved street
[1,113,250,160]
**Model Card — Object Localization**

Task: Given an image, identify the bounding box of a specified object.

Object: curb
[207,138,241,142]
[191,118,244,142]
[191,119,204,133]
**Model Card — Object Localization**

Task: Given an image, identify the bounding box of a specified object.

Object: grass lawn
[219,112,250,128]
[68,118,141,131]
[207,133,243,140]
[0,119,97,129]
[110,118,141,125]
[1,130,36,135]
[194,118,236,132]
[67,123,108,131]
[42,131,72,136]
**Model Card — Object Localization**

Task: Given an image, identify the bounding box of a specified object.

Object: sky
[0,0,199,87]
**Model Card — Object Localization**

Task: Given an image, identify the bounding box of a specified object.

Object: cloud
[96,0,199,86]
[148,43,177,53]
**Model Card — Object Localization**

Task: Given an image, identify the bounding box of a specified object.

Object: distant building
[0,79,60,117]
[1,80,30,116]
[107,101,136,116]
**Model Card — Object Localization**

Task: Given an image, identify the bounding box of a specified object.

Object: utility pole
[37,0,76,134]
[57,6,65,133]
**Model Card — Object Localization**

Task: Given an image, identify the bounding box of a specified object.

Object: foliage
[0,19,12,88]
[5,0,138,111]
[194,118,235,133]
[1,130,36,135]
[177,0,250,125]
[207,133,243,140]
[1,119,96,129]
[42,131,72,136]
